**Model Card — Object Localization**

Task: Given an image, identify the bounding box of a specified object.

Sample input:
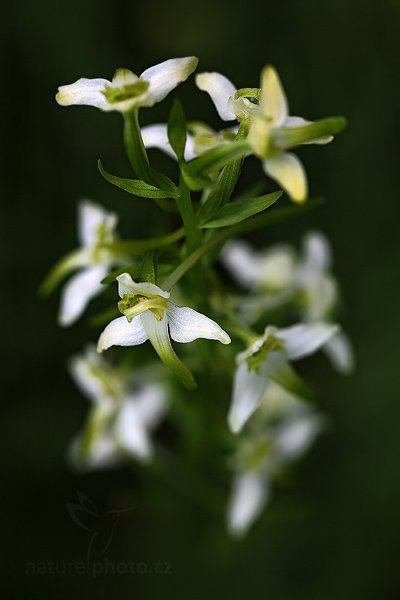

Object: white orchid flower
[222,239,298,292]
[297,231,355,374]
[56,200,118,327]
[197,66,338,203]
[222,234,355,374]
[97,273,231,388]
[248,66,335,203]
[56,57,198,113]
[69,346,167,469]
[228,322,338,433]
[227,382,323,536]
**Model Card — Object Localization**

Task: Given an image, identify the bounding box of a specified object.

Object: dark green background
[3,0,400,597]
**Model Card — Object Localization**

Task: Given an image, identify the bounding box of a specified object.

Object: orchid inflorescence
[43,56,352,536]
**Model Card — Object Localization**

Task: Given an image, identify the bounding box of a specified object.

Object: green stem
[176,172,202,254]
[123,110,155,184]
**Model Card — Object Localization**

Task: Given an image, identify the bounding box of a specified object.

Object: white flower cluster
[45,56,352,537]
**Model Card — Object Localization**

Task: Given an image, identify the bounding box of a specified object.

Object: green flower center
[103,79,150,105]
[246,335,284,373]
[118,293,169,322]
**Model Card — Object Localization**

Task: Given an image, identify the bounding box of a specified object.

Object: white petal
[228,362,268,433]
[276,414,323,460]
[302,275,338,321]
[259,65,288,126]
[277,322,338,361]
[141,123,197,161]
[117,273,169,299]
[69,347,110,403]
[97,316,148,352]
[78,199,117,248]
[196,72,237,121]
[141,57,198,105]
[167,303,231,344]
[141,124,176,158]
[58,265,107,327]
[69,433,120,470]
[114,400,153,460]
[227,472,269,536]
[127,384,167,428]
[323,331,355,374]
[301,231,332,275]
[56,78,110,110]
[221,240,262,288]
[263,152,307,203]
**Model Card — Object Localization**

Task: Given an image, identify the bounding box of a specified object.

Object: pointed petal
[228,362,268,433]
[140,311,196,389]
[259,65,288,126]
[59,265,107,327]
[141,123,197,161]
[97,316,148,352]
[114,400,153,460]
[227,472,269,536]
[69,433,120,470]
[141,123,176,158]
[127,384,167,428]
[323,331,355,374]
[142,57,198,105]
[263,152,307,203]
[276,414,323,459]
[117,273,169,299]
[196,72,237,121]
[78,199,117,247]
[168,303,231,344]
[221,240,262,288]
[301,231,332,274]
[277,323,339,361]
[56,78,110,110]
[69,347,110,403]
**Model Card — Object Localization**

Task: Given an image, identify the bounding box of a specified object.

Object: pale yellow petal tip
[228,417,241,435]
[221,332,232,345]
[195,72,208,88]
[55,90,68,106]
[97,336,106,353]
[261,64,280,86]
[189,56,199,70]
[291,192,307,204]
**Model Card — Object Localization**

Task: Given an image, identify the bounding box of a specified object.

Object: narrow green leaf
[195,123,249,218]
[123,110,179,195]
[183,140,250,182]
[167,98,187,160]
[201,191,282,228]
[98,160,179,199]
[182,169,215,192]
[162,197,324,290]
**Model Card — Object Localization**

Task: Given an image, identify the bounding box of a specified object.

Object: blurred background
[2,0,400,597]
